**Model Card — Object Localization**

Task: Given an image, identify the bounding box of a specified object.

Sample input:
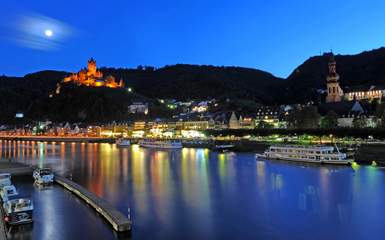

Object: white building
[128,102,149,115]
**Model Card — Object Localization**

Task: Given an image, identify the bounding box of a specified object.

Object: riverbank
[2,136,385,166]
[0,136,112,143]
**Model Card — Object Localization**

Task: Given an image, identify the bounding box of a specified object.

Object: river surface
[1,140,385,240]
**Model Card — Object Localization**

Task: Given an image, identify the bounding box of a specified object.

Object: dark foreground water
[1,140,385,240]
[9,176,117,240]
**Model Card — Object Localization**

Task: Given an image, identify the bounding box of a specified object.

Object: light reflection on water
[1,140,385,240]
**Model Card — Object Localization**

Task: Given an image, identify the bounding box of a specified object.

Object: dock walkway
[55,176,131,232]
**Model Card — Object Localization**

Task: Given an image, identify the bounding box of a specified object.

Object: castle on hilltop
[325,53,385,103]
[63,58,124,88]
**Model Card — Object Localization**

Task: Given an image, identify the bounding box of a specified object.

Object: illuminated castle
[63,58,124,88]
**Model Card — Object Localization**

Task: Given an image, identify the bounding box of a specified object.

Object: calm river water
[1,140,385,240]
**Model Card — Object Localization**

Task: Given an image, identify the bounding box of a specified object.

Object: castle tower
[325,53,344,103]
[88,58,97,75]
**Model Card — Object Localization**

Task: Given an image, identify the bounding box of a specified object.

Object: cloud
[0,12,76,51]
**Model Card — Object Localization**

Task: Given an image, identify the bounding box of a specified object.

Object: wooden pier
[55,176,131,232]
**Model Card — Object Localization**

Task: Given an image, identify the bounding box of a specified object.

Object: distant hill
[0,65,283,123]
[0,71,67,123]
[3,47,385,123]
[100,64,285,103]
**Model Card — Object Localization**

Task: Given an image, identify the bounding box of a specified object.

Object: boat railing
[270,144,333,149]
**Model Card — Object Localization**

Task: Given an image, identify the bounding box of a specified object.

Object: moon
[44,29,53,37]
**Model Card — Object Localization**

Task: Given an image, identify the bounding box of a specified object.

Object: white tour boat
[256,145,352,165]
[0,185,18,202]
[3,198,34,225]
[139,139,183,149]
[33,168,54,185]
[0,173,12,188]
[116,138,131,147]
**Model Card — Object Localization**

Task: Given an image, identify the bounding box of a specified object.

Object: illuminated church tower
[326,53,344,103]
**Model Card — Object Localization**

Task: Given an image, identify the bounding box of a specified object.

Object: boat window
[40,169,52,175]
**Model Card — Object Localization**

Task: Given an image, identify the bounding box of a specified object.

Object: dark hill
[3,47,385,123]
[100,64,284,103]
[0,65,283,123]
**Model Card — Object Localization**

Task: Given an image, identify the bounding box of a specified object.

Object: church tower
[325,53,344,103]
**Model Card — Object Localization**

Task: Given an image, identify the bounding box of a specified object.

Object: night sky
[1,0,385,77]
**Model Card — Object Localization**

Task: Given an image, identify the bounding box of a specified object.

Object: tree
[320,111,338,129]
[287,106,320,129]
[375,102,385,128]
[257,121,273,129]
[353,115,367,128]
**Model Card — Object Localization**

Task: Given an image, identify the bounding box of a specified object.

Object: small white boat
[139,139,183,149]
[0,173,11,188]
[3,198,34,225]
[257,145,352,165]
[33,168,54,185]
[116,138,131,147]
[0,185,18,202]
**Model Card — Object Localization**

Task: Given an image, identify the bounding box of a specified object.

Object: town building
[229,112,240,129]
[128,102,149,115]
[344,85,385,101]
[318,100,377,128]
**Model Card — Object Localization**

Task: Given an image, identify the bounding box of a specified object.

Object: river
[1,140,385,240]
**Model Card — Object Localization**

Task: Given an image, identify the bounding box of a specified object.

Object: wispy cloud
[0,12,76,51]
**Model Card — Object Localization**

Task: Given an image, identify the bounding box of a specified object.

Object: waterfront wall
[55,176,131,232]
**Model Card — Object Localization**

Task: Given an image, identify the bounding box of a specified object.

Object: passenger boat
[0,185,18,202]
[212,144,235,152]
[0,173,11,188]
[138,139,183,149]
[3,198,34,225]
[33,168,54,185]
[256,145,352,165]
[116,138,131,147]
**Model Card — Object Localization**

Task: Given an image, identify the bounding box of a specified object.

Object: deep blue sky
[1,0,385,78]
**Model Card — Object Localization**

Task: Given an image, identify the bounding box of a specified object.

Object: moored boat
[0,173,11,188]
[256,145,352,165]
[0,185,18,202]
[33,168,54,185]
[116,138,131,147]
[139,139,183,149]
[3,198,34,225]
